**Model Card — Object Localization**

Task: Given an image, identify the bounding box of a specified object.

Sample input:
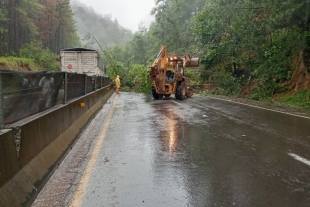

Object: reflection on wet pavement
[32,93,310,207]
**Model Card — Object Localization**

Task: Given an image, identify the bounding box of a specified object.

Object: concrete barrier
[0,86,114,207]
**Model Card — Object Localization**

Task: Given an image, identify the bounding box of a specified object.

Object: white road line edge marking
[288,153,310,167]
[171,100,182,105]
[206,96,310,120]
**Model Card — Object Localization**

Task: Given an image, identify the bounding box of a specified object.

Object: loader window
[166,71,174,84]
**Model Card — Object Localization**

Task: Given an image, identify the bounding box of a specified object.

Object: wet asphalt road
[32,92,310,207]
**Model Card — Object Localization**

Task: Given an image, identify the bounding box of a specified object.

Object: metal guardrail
[0,70,111,128]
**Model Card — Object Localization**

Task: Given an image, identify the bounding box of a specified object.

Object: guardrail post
[101,77,103,88]
[84,75,87,95]
[64,72,68,104]
[0,72,4,129]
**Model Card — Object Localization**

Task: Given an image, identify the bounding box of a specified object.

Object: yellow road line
[69,95,118,207]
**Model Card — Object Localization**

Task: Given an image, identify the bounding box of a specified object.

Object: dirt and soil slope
[0,59,41,71]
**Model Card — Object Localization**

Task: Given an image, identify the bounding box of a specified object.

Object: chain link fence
[67,73,85,101]
[96,76,102,90]
[0,70,111,128]
[86,76,95,94]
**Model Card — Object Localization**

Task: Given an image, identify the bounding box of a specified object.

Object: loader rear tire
[152,85,163,100]
[175,81,187,100]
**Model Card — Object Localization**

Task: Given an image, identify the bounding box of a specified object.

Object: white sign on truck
[60,48,105,76]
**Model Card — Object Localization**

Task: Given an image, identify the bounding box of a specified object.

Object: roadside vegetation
[276,90,310,110]
[0,56,41,71]
[0,41,61,71]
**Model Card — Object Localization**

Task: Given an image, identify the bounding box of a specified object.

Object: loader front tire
[152,85,163,100]
[175,81,187,100]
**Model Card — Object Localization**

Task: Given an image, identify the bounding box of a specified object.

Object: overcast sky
[76,0,155,32]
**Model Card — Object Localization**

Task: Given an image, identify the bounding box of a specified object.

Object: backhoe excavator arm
[150,46,168,93]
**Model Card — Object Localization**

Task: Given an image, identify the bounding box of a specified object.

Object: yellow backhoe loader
[150,46,199,100]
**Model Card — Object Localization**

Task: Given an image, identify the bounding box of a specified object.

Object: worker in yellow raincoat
[115,75,121,94]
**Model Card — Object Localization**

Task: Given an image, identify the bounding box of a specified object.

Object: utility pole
[92,36,119,75]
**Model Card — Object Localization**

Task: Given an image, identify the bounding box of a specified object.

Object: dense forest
[0,0,131,71]
[105,0,310,109]
[0,0,80,55]
[71,0,133,47]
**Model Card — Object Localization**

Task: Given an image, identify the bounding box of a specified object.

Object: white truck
[60,48,105,76]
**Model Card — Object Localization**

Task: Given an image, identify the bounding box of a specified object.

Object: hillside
[71,0,133,48]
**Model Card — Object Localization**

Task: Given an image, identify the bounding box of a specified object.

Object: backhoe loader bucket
[186,57,199,67]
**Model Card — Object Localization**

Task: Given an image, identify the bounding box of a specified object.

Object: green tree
[194,0,310,97]
[128,22,149,64]
[0,3,7,33]
[0,0,80,56]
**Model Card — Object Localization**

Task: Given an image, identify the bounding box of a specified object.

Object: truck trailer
[60,48,105,76]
